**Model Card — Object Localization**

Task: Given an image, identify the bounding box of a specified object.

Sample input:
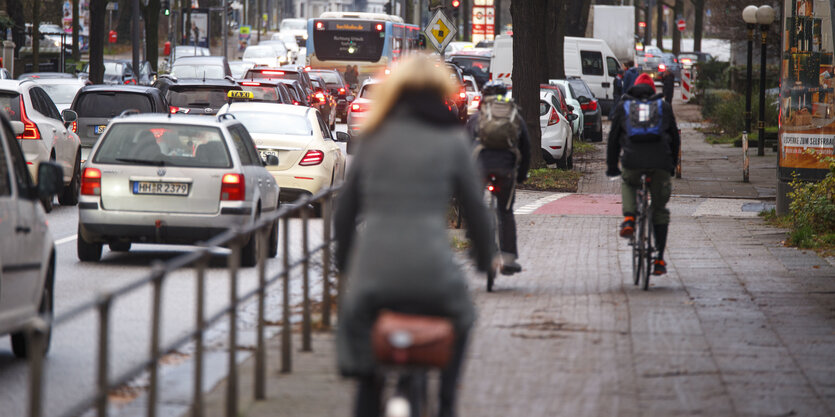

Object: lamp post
[742,5,758,182]
[756,5,775,156]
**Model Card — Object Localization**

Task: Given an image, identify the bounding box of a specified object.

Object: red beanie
[635,73,656,92]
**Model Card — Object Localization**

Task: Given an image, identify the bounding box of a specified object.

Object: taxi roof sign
[227,90,254,100]
[424,10,457,53]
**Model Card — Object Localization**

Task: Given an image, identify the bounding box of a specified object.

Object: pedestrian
[606,73,681,275]
[622,60,639,93]
[467,81,531,275]
[609,68,624,120]
[662,69,675,104]
[334,55,495,417]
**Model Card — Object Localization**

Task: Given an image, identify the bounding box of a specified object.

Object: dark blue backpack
[623,98,663,142]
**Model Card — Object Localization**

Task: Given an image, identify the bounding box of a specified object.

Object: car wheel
[241,209,261,267]
[556,145,569,169]
[593,124,603,142]
[77,225,103,262]
[109,242,132,252]
[11,256,54,358]
[58,151,81,206]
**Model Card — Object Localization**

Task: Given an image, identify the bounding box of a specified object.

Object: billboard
[779,0,834,181]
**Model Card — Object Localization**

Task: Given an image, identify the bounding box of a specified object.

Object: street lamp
[742,5,758,182]
[756,4,775,156]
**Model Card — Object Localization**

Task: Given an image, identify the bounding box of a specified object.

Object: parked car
[242,45,287,68]
[660,52,681,82]
[217,102,347,206]
[0,112,64,358]
[170,56,233,80]
[540,83,577,139]
[77,113,280,266]
[237,79,294,105]
[539,90,576,168]
[347,78,379,142]
[162,78,241,116]
[307,69,352,122]
[71,85,168,150]
[546,80,585,140]
[229,60,256,79]
[0,79,81,210]
[566,77,603,142]
[33,77,87,111]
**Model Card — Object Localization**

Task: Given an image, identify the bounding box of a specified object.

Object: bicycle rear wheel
[640,216,653,291]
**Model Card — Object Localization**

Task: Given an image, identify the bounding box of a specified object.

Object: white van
[490,35,621,113]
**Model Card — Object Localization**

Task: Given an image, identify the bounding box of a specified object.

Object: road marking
[55,234,78,245]
[515,193,571,215]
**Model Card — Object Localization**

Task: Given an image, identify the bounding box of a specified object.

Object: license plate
[132,181,189,196]
[259,150,279,160]
[94,125,107,134]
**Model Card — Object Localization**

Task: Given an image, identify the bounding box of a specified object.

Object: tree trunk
[546,0,565,80]
[32,0,40,71]
[692,0,704,52]
[144,0,160,72]
[576,0,591,37]
[72,0,79,61]
[565,0,591,37]
[511,0,546,169]
[656,0,663,50]
[494,0,501,36]
[89,0,106,84]
[7,0,25,57]
[643,2,651,46]
[462,0,471,41]
[672,0,682,55]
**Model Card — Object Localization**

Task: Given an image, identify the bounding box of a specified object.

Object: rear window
[171,64,226,79]
[229,111,312,136]
[245,69,300,82]
[240,86,279,102]
[166,87,231,108]
[311,71,341,85]
[450,57,490,78]
[93,123,231,168]
[568,80,593,98]
[0,92,21,121]
[75,92,154,118]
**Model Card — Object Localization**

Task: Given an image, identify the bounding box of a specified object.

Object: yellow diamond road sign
[425,10,457,53]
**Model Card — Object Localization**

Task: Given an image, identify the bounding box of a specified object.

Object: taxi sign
[227,90,254,99]
[424,10,457,53]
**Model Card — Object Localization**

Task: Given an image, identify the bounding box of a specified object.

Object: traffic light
[384,3,392,15]
[452,1,460,19]
[162,0,170,16]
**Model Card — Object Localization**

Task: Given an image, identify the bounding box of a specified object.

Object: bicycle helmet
[482,80,508,97]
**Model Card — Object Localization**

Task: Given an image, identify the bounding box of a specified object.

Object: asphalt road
[0,124,349,417]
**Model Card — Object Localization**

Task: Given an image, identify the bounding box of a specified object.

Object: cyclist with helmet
[467,81,531,275]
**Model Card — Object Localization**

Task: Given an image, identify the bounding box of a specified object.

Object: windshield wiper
[115,158,165,166]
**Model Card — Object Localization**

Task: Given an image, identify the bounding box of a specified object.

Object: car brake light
[241,81,261,86]
[17,96,40,140]
[81,167,101,196]
[169,106,190,114]
[350,103,367,112]
[71,120,77,133]
[580,100,598,112]
[658,63,666,72]
[304,66,312,71]
[299,150,324,166]
[124,79,136,85]
[339,87,346,94]
[548,108,559,126]
[293,100,300,105]
[220,173,245,201]
[316,92,326,103]
[261,70,284,75]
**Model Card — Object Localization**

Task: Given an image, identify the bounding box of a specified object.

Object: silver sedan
[76,113,280,267]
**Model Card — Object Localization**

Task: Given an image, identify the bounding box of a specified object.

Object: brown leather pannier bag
[371,310,455,368]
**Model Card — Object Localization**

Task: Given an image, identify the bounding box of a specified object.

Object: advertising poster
[183,10,209,47]
[780,0,835,179]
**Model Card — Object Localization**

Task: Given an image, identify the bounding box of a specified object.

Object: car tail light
[261,70,285,76]
[339,87,346,94]
[124,79,136,85]
[71,120,77,133]
[548,108,559,126]
[17,96,40,140]
[81,167,101,196]
[299,150,324,166]
[293,100,300,105]
[459,87,467,99]
[316,92,326,103]
[220,173,245,201]
[304,66,312,71]
[658,63,667,72]
[169,106,190,114]
[580,100,598,112]
[350,102,367,112]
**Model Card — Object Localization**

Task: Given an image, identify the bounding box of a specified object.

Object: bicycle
[630,173,654,291]
[485,174,502,292]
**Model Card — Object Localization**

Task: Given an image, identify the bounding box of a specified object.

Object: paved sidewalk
[195,96,835,417]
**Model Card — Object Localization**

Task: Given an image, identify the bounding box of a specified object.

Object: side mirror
[566,113,579,122]
[36,161,64,200]
[263,154,279,166]
[335,131,349,143]
[577,96,590,105]
[10,121,25,136]
[62,109,78,123]
[566,105,574,112]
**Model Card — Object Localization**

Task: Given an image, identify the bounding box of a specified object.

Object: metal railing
[24,186,341,417]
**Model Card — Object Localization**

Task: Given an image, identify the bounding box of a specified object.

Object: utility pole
[132,0,141,76]
[72,0,79,61]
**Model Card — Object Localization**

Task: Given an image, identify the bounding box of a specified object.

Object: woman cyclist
[334,56,495,417]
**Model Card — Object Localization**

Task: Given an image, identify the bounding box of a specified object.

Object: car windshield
[0,92,22,121]
[94,123,231,168]
[229,111,311,136]
[171,64,226,79]
[76,92,154,117]
[244,47,276,59]
[239,85,279,101]
[568,80,593,98]
[167,87,230,108]
[39,83,83,105]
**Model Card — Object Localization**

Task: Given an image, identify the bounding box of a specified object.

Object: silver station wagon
[77,113,280,266]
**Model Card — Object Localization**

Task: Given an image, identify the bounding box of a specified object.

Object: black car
[308,69,353,122]
[275,79,310,107]
[237,79,294,104]
[243,66,319,112]
[566,77,603,142]
[159,78,240,116]
[446,49,492,88]
[71,85,168,148]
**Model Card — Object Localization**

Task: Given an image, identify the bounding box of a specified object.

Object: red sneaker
[619,216,635,238]
[653,259,667,275]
